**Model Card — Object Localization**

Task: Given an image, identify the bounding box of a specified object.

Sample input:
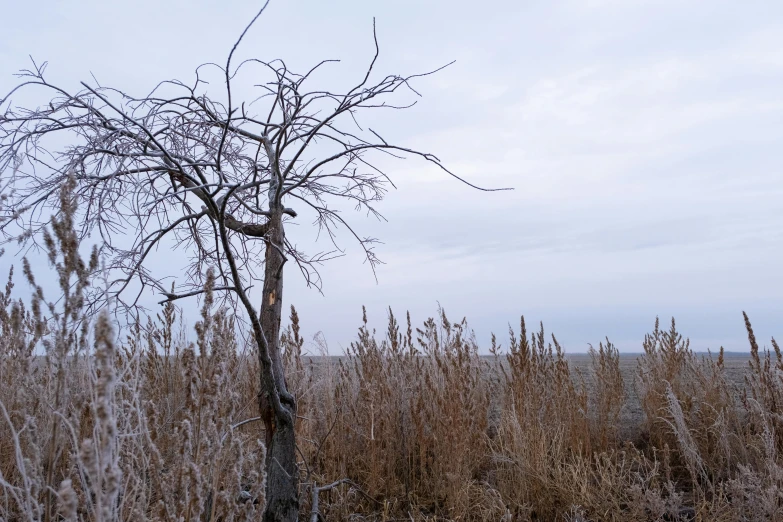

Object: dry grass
[285,309,782,521]
[0,193,266,521]
[1,194,782,520]
[0,273,266,521]
[2,286,782,521]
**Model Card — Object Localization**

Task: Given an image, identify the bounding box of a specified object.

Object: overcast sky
[1,0,781,352]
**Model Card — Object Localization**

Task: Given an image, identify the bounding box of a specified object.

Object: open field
[2,299,781,521]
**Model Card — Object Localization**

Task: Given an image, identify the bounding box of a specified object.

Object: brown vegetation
[2,251,782,521]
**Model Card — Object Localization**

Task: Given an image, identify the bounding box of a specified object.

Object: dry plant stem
[309,479,352,522]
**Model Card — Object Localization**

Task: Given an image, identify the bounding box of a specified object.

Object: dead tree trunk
[259,212,299,522]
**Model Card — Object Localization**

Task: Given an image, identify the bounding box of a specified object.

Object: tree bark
[259,212,299,522]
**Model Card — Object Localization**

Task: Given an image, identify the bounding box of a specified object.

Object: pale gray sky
[1,0,781,352]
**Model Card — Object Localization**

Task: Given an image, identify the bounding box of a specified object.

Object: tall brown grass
[3,285,782,521]
[0,191,266,521]
[1,191,782,520]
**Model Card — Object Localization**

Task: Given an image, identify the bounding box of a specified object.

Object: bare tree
[0,7,507,521]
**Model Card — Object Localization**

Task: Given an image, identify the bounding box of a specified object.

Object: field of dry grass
[567,352,751,443]
[2,266,782,521]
